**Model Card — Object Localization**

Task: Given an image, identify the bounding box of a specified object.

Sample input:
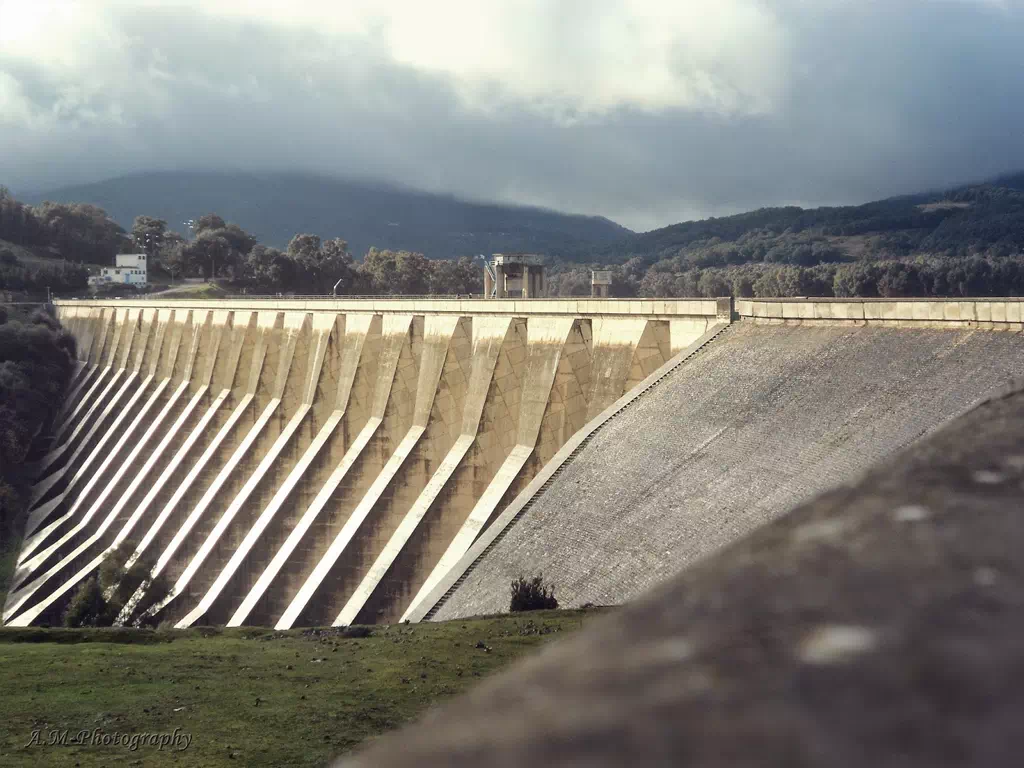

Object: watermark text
[25,727,192,752]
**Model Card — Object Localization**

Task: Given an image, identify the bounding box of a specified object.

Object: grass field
[0,610,600,767]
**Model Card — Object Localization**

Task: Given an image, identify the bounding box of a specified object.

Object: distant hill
[24,171,632,259]
[571,171,1024,267]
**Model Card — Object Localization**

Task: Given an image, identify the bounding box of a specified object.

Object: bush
[62,541,171,628]
[509,574,558,612]
[64,577,114,627]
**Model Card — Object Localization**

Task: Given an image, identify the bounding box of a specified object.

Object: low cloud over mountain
[2,1,1023,231]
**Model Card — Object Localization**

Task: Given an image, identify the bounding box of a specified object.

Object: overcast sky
[1,0,1023,231]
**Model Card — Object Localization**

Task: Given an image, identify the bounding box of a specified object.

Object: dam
[2,297,724,628]
[5,296,1024,628]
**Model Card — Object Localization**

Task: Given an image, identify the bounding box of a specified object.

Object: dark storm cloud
[1,1,1022,231]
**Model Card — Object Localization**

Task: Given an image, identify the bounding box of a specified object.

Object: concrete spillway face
[39,307,129,472]
[401,316,576,621]
[53,307,95,407]
[284,314,455,628]
[53,307,113,428]
[95,310,206,555]
[585,318,655,420]
[70,307,103,363]
[7,310,156,567]
[274,314,415,630]
[12,310,150,579]
[328,314,465,626]
[121,309,232,570]
[56,306,137,449]
[228,313,377,627]
[140,310,290,624]
[21,312,126,539]
[339,316,512,626]
[2,310,193,627]
[176,312,337,628]
[49,311,195,588]
[112,309,249,625]
[182,313,344,627]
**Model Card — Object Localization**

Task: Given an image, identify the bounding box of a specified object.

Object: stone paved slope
[344,359,1024,768]
[436,323,1024,619]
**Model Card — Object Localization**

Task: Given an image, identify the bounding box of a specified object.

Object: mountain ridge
[22,171,631,259]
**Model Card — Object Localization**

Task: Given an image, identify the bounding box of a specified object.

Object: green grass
[0,238,105,268]
[0,610,601,767]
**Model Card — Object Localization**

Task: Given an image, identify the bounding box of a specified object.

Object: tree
[833,263,880,298]
[546,266,590,297]
[287,233,322,262]
[64,577,110,627]
[1,311,75,571]
[320,238,357,295]
[161,241,189,282]
[193,214,226,234]
[0,187,45,246]
[32,202,127,264]
[428,256,478,295]
[358,248,431,295]
[130,216,168,257]
[639,271,676,297]
[64,541,170,628]
[184,232,233,279]
[216,223,257,256]
[697,270,731,297]
[242,245,295,293]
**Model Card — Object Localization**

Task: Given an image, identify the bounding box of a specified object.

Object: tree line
[0,253,90,295]
[7,173,1024,299]
[135,213,480,295]
[547,255,1024,299]
[1,186,483,297]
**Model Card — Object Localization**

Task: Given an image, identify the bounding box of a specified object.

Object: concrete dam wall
[427,317,1024,620]
[3,298,721,628]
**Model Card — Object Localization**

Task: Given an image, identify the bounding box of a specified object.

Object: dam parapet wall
[738,297,1024,327]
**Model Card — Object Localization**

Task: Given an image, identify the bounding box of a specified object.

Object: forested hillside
[548,172,1024,299]
[0,187,107,297]
[5,171,1024,299]
[24,171,631,259]
[0,308,77,596]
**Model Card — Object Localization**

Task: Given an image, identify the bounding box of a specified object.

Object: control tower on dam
[3,296,727,628]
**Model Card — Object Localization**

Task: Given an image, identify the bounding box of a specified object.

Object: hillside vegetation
[7,171,1024,299]
[0,308,77,600]
[0,611,597,767]
[548,172,1024,299]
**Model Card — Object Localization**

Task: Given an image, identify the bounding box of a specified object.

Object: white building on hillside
[90,253,148,286]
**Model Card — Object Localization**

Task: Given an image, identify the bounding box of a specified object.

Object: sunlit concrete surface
[5,298,714,626]
[12,296,1022,628]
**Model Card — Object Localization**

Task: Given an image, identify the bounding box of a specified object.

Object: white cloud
[1,0,789,118]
